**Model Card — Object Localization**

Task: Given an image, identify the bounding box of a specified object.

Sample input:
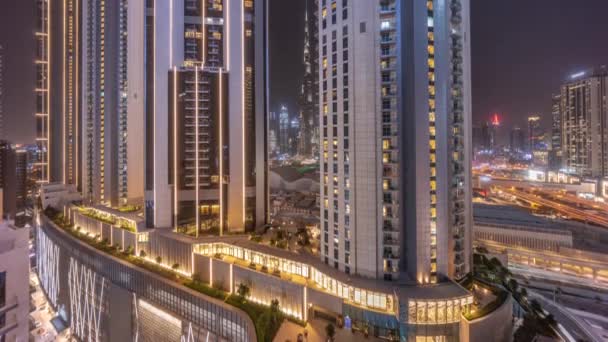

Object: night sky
[2,1,608,145]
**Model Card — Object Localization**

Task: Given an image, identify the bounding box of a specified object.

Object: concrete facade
[460,294,513,342]
[36,215,256,342]
[0,221,29,342]
[317,0,472,283]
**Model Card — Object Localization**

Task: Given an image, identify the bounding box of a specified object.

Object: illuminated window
[383,153,391,163]
[383,180,390,190]
[382,139,391,150]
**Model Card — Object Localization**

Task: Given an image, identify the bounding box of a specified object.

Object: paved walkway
[274,318,383,342]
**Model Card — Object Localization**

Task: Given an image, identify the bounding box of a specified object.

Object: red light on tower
[491,113,501,126]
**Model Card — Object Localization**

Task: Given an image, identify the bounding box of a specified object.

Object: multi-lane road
[495,186,608,228]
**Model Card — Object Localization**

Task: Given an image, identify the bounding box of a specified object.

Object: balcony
[383,236,399,246]
[383,251,400,260]
[380,5,396,14]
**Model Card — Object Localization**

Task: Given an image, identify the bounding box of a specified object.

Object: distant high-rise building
[527,115,543,151]
[489,114,501,150]
[278,105,290,155]
[560,67,608,177]
[0,140,16,219]
[550,94,562,169]
[14,149,28,227]
[318,0,472,284]
[268,129,278,156]
[479,122,492,150]
[509,126,525,153]
[0,142,27,225]
[297,1,319,158]
[472,124,482,150]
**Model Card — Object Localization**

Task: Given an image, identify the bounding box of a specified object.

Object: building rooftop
[153,229,470,302]
[474,202,608,254]
[0,220,28,254]
[271,166,318,182]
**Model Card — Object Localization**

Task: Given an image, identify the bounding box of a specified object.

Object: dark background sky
[472,0,608,144]
[2,1,608,145]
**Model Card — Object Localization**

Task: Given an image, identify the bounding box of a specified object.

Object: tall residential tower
[297,1,319,158]
[167,0,269,234]
[317,0,472,282]
[35,0,269,232]
[560,68,608,177]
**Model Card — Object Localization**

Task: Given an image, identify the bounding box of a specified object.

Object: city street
[528,290,602,342]
[496,186,608,228]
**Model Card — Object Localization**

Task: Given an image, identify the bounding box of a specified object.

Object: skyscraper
[560,67,608,177]
[35,0,128,206]
[35,0,269,232]
[297,1,319,158]
[550,94,562,169]
[278,104,290,154]
[168,0,269,234]
[35,1,50,184]
[527,114,543,152]
[34,0,83,192]
[488,114,500,150]
[318,0,471,283]
[509,126,525,153]
[0,141,16,220]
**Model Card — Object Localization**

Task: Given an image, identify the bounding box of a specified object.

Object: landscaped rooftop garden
[76,206,137,232]
[469,247,559,340]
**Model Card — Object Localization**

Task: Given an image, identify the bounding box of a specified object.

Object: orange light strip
[225,0,230,71]
[201,0,205,65]
[75,0,79,188]
[219,68,223,235]
[47,0,51,183]
[173,67,178,232]
[195,66,200,237]
[62,0,66,184]
[153,0,157,225]
[241,0,246,227]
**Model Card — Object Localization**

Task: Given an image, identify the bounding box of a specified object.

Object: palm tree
[237,283,251,301]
